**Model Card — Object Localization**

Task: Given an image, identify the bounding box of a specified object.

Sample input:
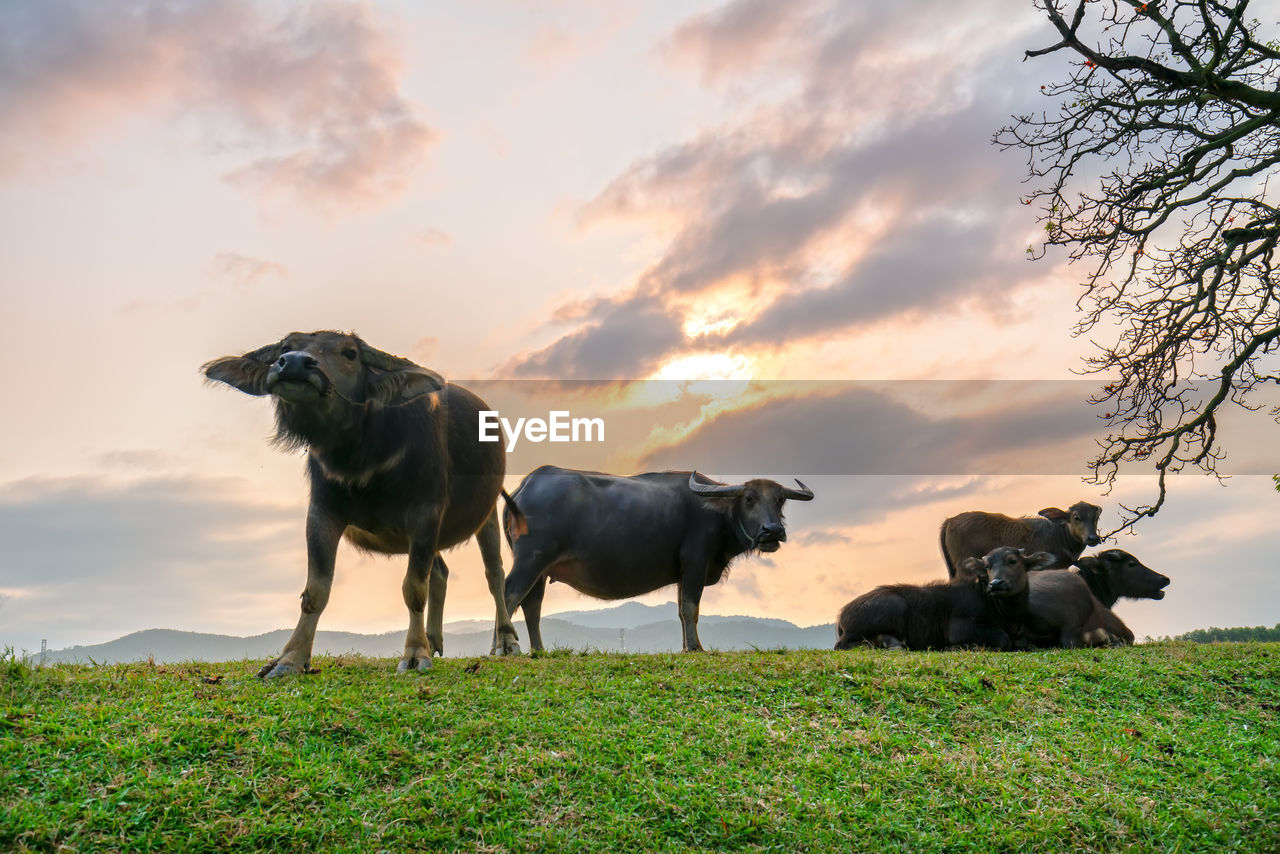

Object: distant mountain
[33,628,405,667]
[32,602,837,664]
[546,601,800,632]
[544,601,674,629]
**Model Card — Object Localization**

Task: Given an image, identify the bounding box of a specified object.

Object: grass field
[2,643,1277,852]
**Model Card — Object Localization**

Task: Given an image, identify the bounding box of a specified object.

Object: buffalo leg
[519,576,548,653]
[425,555,449,658]
[1082,627,1114,646]
[502,549,550,646]
[677,542,714,651]
[400,520,442,673]
[478,510,521,656]
[676,579,705,652]
[260,505,344,679]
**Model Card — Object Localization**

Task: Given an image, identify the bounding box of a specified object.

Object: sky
[1,0,1276,655]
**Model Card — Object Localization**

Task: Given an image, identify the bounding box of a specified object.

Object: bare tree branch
[996,0,1280,533]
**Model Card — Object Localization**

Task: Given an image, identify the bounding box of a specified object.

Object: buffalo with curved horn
[500,466,814,652]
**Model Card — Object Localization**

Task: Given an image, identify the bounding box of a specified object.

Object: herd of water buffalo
[835,508,1169,652]
[204,331,1170,677]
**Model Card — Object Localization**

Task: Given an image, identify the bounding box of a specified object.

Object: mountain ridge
[31,602,837,664]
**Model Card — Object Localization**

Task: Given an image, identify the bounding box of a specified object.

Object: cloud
[509,0,1053,379]
[0,474,302,649]
[504,296,687,380]
[794,527,852,546]
[638,381,1102,476]
[0,0,435,208]
[664,0,825,84]
[718,207,1028,347]
[416,228,452,249]
[120,249,287,313]
[0,474,299,582]
[212,252,288,288]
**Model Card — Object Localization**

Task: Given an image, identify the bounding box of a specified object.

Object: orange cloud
[663,0,825,84]
[0,0,435,209]
[510,1,1058,382]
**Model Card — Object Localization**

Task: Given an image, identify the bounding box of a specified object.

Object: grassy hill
[2,643,1277,852]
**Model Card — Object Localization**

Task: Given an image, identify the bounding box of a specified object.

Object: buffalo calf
[1023,570,1134,648]
[1073,549,1169,607]
[940,502,1102,579]
[204,331,520,677]
[834,547,1055,651]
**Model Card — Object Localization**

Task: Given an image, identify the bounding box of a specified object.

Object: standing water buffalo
[204,331,520,677]
[834,547,1055,651]
[501,466,814,652]
[940,502,1102,579]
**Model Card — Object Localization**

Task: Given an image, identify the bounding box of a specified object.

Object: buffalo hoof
[427,631,445,658]
[257,659,303,679]
[875,634,906,650]
[490,637,522,656]
[396,655,433,673]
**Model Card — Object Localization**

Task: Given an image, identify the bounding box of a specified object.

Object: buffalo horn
[688,472,745,497]
[782,479,814,501]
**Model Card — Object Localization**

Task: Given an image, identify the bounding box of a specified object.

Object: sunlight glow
[682,313,740,338]
[653,352,754,382]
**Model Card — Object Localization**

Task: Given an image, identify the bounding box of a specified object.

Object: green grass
[2,643,1278,852]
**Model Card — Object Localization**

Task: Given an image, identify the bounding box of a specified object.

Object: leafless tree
[997,0,1280,531]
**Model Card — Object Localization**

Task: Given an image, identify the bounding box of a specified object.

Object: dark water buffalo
[940,502,1102,579]
[1073,549,1169,607]
[204,330,520,677]
[834,547,1055,651]
[1023,570,1134,648]
[501,466,814,652]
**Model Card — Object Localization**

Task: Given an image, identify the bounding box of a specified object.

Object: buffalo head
[1078,549,1170,600]
[688,472,814,553]
[1039,501,1103,548]
[959,547,1054,598]
[203,331,444,444]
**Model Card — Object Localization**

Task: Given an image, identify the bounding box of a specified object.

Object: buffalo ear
[1022,550,1058,571]
[360,343,444,405]
[1038,507,1068,523]
[959,557,987,579]
[202,341,283,396]
[367,367,445,405]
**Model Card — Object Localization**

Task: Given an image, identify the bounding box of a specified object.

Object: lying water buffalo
[204,330,520,677]
[501,466,814,652]
[940,502,1102,579]
[834,547,1055,651]
[1023,570,1134,648]
[1073,549,1169,607]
